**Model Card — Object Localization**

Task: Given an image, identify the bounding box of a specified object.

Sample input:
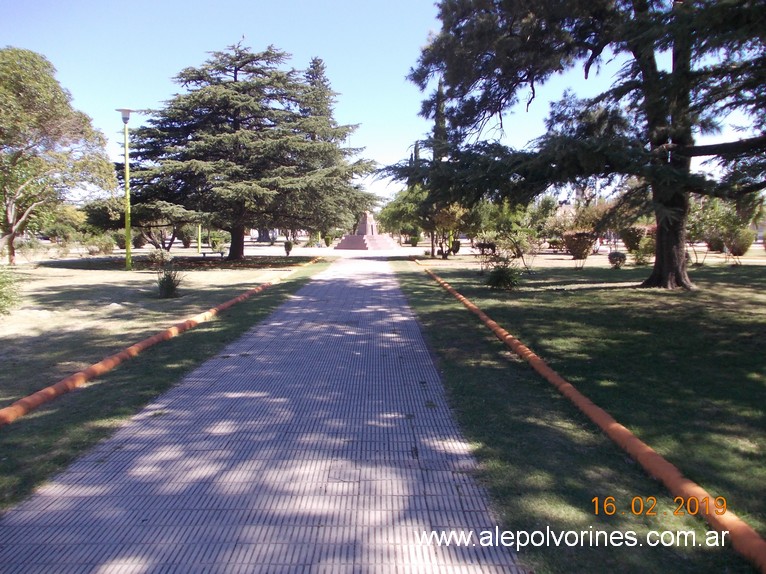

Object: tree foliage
[130,44,375,259]
[407,0,766,289]
[0,47,115,263]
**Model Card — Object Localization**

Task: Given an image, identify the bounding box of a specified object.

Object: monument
[335,211,399,250]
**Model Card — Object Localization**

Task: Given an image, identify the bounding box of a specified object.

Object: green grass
[0,257,328,510]
[0,255,318,407]
[392,258,763,574]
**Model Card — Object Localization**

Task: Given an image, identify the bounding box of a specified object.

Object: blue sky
[2,0,598,200]
[2,1,731,200]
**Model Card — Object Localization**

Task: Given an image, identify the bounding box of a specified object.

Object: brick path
[0,257,524,573]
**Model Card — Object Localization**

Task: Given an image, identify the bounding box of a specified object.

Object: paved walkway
[0,257,524,573]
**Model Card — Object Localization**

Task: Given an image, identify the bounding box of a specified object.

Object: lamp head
[116,108,134,124]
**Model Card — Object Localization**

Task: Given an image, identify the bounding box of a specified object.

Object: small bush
[619,226,647,252]
[177,225,195,248]
[408,235,420,247]
[632,236,656,265]
[547,238,564,252]
[147,248,173,268]
[157,266,183,298]
[98,235,115,255]
[284,240,293,256]
[209,230,231,252]
[324,234,333,247]
[725,227,756,257]
[306,232,322,247]
[485,261,522,291]
[113,232,127,250]
[562,230,597,260]
[84,234,114,256]
[132,234,147,249]
[114,231,144,251]
[451,240,461,255]
[16,237,45,262]
[0,267,20,315]
[706,234,725,252]
[608,251,627,269]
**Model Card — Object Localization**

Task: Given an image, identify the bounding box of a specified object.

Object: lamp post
[116,109,134,270]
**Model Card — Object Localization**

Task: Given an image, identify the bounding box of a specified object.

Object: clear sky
[1,1,731,201]
[1,0,590,200]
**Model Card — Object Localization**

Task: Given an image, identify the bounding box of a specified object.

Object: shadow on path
[0,259,525,573]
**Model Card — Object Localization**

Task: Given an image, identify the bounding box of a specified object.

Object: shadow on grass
[0,262,519,571]
[0,265,325,511]
[394,261,760,574]
[0,270,305,406]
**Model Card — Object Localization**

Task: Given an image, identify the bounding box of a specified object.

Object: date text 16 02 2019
[592,496,727,517]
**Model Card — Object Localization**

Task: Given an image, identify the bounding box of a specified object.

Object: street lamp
[116,109,135,270]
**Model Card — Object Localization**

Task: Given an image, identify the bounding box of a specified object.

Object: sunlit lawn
[393,253,765,574]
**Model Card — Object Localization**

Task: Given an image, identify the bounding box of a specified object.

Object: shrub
[408,235,420,247]
[451,240,461,255]
[562,230,597,260]
[0,267,20,315]
[485,260,522,291]
[619,226,645,252]
[132,233,147,249]
[99,235,115,255]
[284,240,293,256]
[84,234,114,256]
[725,227,756,257]
[45,222,78,244]
[547,238,564,252]
[324,234,333,247]
[608,251,627,269]
[176,225,195,249]
[706,234,725,252]
[306,232,322,247]
[208,230,231,252]
[113,232,127,250]
[117,232,147,251]
[619,225,655,252]
[16,237,45,262]
[632,236,656,265]
[157,266,183,298]
[147,248,173,268]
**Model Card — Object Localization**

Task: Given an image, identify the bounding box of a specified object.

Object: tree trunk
[257,227,271,242]
[227,225,246,260]
[631,1,695,290]
[6,233,17,265]
[640,189,694,289]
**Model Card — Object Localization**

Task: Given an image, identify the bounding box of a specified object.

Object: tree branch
[672,134,766,158]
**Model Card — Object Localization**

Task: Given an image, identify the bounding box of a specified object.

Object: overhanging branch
[670,134,766,158]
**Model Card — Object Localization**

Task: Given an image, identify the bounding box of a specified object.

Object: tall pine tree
[130,44,374,259]
[409,0,766,289]
[264,57,375,238]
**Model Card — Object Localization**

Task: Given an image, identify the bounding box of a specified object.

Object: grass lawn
[392,251,765,574]
[0,254,328,509]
